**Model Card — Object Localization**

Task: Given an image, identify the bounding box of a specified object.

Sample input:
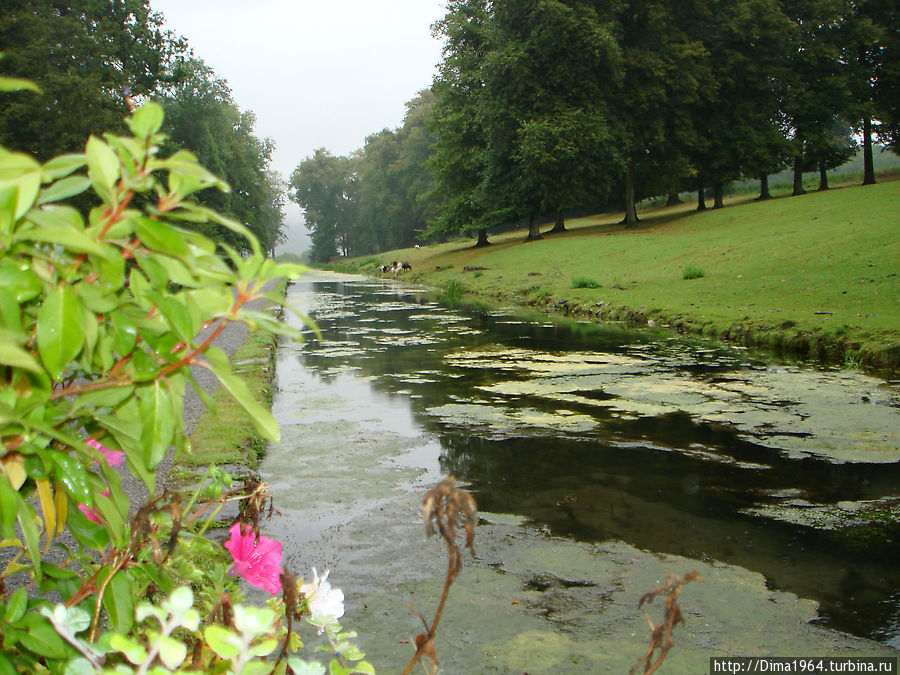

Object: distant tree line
[293,0,897,261]
[0,0,285,253]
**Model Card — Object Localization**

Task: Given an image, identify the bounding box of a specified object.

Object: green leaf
[0,75,40,93]
[63,657,95,675]
[42,154,87,181]
[20,214,106,258]
[85,136,121,205]
[352,662,376,675]
[46,450,91,504]
[65,499,109,551]
[37,176,91,205]
[4,588,27,623]
[109,634,147,665]
[0,479,18,538]
[134,216,189,257]
[0,652,17,675]
[0,340,42,373]
[138,381,175,468]
[0,262,42,302]
[207,348,280,442]
[102,568,134,633]
[36,285,85,380]
[15,493,42,581]
[0,148,41,224]
[204,625,240,660]
[157,634,187,670]
[17,612,68,659]
[125,102,165,139]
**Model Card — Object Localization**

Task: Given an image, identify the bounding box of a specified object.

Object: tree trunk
[623,162,638,227]
[756,174,771,200]
[862,117,876,185]
[666,192,682,206]
[696,176,707,211]
[549,211,566,233]
[474,228,491,247]
[713,182,724,209]
[525,212,543,241]
[818,163,829,191]
[792,155,806,196]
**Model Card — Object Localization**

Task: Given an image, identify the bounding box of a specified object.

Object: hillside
[329,181,900,371]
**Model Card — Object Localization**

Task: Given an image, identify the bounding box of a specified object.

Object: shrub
[0,93,372,674]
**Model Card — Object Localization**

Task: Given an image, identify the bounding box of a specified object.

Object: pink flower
[223,523,283,595]
[86,438,125,467]
[78,488,110,524]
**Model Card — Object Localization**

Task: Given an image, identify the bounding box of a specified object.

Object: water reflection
[288,275,900,646]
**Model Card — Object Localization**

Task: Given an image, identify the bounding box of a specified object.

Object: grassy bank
[329,180,900,371]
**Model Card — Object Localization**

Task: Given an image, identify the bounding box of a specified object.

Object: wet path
[261,271,899,671]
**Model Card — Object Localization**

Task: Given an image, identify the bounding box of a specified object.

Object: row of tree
[290,91,439,261]
[0,0,285,253]
[293,0,897,261]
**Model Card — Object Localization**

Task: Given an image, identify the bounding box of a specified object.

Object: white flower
[299,568,344,632]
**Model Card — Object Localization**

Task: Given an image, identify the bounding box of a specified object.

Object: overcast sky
[150,0,448,253]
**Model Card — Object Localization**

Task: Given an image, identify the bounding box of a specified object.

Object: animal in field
[379,264,389,274]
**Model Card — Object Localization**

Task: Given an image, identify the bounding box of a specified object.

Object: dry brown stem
[401,476,478,675]
[630,570,703,674]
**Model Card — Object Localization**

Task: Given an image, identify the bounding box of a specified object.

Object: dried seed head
[422,475,478,555]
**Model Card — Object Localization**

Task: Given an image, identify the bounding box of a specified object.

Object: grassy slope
[337,180,900,369]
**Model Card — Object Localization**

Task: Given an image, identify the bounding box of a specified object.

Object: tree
[160,59,285,254]
[608,0,708,226]
[290,149,355,262]
[685,0,793,208]
[0,0,188,159]
[483,0,622,240]
[429,0,494,247]
[780,0,856,195]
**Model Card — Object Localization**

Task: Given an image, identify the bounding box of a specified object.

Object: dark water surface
[286,274,900,647]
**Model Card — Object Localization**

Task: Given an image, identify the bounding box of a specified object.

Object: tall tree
[290,149,355,262]
[161,59,285,253]
[0,0,188,159]
[780,0,856,195]
[429,0,494,247]
[608,0,708,226]
[481,0,622,240]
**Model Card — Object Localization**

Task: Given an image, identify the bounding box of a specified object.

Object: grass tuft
[682,265,705,280]
[572,276,602,289]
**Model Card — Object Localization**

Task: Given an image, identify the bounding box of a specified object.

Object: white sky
[149,0,448,253]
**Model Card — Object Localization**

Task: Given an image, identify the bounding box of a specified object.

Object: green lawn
[335,181,900,369]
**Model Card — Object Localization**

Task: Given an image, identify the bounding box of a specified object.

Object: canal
[261,271,899,672]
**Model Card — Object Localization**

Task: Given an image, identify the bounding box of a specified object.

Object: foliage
[0,96,374,673]
[290,92,439,262]
[160,59,286,255]
[0,0,189,161]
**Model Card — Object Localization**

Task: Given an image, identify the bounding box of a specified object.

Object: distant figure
[379,264,389,274]
[414,244,420,249]
[401,262,412,271]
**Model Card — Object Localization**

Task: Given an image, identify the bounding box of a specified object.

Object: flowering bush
[0,73,372,675]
